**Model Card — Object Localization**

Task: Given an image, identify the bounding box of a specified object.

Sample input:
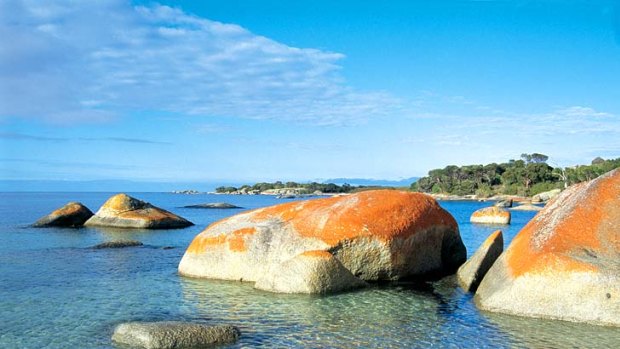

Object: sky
[1,0,619,186]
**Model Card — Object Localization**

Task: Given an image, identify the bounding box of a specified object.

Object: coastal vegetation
[215,181,358,194]
[410,154,620,197]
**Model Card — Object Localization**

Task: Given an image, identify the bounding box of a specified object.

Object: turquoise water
[1,192,618,348]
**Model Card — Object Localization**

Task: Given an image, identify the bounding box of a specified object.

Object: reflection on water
[1,193,619,348]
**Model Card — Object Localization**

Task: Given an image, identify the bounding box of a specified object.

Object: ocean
[1,192,618,348]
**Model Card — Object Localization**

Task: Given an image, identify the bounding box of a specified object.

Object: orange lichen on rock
[483,230,502,249]
[186,227,256,253]
[102,193,142,212]
[506,169,620,277]
[186,234,227,253]
[252,190,456,246]
[117,209,171,221]
[471,207,510,219]
[300,250,332,258]
[227,227,256,252]
[53,202,84,216]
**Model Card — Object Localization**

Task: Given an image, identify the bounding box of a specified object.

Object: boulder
[494,199,513,208]
[475,169,620,327]
[184,203,241,209]
[112,322,240,349]
[254,250,367,294]
[33,202,93,228]
[510,204,543,211]
[457,230,503,292]
[92,240,143,249]
[532,188,561,203]
[84,194,193,229]
[470,207,511,225]
[179,190,466,294]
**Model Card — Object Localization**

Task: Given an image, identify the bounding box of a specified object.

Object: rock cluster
[475,169,620,327]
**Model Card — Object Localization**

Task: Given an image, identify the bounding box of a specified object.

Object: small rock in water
[93,240,143,249]
[111,321,240,349]
[510,203,543,211]
[470,206,511,225]
[33,202,94,228]
[84,193,193,229]
[457,230,503,292]
[494,199,513,208]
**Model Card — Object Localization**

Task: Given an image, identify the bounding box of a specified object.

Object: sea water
[1,192,618,348]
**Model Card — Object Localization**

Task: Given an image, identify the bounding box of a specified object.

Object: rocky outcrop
[254,250,367,294]
[92,240,143,249]
[33,202,93,228]
[184,203,241,209]
[179,190,466,294]
[532,188,561,203]
[494,199,513,208]
[457,230,503,292]
[475,169,620,327]
[112,322,240,349]
[84,194,193,229]
[470,207,511,225]
[510,203,543,211]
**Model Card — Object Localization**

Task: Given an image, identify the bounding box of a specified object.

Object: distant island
[214,181,392,196]
[411,153,620,198]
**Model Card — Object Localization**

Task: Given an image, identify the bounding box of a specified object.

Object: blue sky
[1,0,619,184]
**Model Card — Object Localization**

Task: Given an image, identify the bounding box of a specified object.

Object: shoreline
[174,188,556,203]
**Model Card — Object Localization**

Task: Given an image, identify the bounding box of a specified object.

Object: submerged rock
[111,321,240,349]
[510,203,543,211]
[84,194,193,229]
[254,250,367,294]
[184,203,241,209]
[475,169,620,327]
[33,202,93,228]
[179,190,466,294]
[470,207,511,225]
[457,230,503,293]
[92,240,143,249]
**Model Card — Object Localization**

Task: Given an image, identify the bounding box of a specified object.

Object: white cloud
[0,0,400,125]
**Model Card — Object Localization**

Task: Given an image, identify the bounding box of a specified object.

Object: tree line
[410,154,620,197]
[215,181,356,194]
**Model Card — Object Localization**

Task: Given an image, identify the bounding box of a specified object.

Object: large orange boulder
[84,194,193,229]
[475,169,620,326]
[33,202,93,228]
[179,190,466,294]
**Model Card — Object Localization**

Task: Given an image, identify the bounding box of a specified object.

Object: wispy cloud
[0,132,169,145]
[0,0,400,126]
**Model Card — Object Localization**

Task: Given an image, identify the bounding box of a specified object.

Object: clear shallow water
[1,192,618,348]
